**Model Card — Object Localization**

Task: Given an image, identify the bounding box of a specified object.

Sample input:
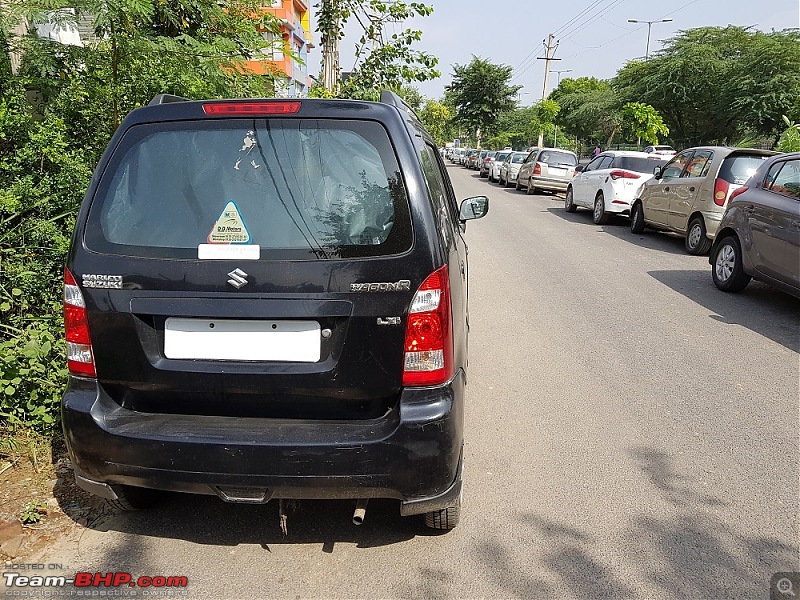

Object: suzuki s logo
[227,268,248,289]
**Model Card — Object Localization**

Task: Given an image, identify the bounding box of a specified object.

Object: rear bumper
[530,176,569,192]
[62,372,465,516]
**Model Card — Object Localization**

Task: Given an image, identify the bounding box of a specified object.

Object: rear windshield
[495,152,511,162]
[86,119,411,260]
[538,150,577,166]
[612,157,668,173]
[718,154,772,185]
[487,151,496,158]
[511,153,527,164]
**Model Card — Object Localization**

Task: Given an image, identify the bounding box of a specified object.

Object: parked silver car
[517,148,578,194]
[710,152,800,297]
[499,152,530,188]
[631,147,776,255]
[480,151,497,178]
[488,151,512,183]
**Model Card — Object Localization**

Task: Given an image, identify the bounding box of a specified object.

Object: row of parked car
[445,145,800,299]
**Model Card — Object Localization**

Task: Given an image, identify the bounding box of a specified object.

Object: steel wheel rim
[689,224,703,248]
[715,244,736,281]
[565,190,572,208]
[594,198,603,220]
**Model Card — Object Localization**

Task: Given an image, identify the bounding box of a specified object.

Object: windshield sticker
[208,201,251,244]
[235,131,261,170]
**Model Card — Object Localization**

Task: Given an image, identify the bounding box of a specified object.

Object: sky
[327,0,800,103]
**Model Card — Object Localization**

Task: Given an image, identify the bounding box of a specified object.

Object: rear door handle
[664,186,670,192]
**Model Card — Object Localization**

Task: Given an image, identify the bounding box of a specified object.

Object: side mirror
[575,164,586,174]
[459,196,489,222]
[653,166,663,179]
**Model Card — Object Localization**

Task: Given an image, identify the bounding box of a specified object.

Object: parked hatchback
[517,148,578,194]
[630,147,776,254]
[710,152,800,297]
[565,151,668,224]
[479,150,497,178]
[62,91,489,531]
[489,151,512,183]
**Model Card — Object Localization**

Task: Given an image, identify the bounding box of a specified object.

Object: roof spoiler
[380,90,420,120]
[148,94,189,106]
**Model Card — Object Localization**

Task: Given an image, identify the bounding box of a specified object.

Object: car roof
[599,151,655,158]
[538,147,577,155]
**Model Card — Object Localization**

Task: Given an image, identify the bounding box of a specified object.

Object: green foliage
[622,102,669,145]
[316,1,438,98]
[615,26,800,146]
[0,0,289,433]
[777,116,800,152]
[551,78,622,146]
[19,498,47,524]
[418,99,453,147]
[446,56,521,140]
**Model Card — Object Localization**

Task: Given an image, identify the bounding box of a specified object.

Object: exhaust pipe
[352,499,368,525]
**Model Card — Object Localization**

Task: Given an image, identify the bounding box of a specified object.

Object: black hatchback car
[62,91,488,530]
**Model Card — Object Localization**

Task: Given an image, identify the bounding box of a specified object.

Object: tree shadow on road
[469,447,797,599]
[648,269,800,352]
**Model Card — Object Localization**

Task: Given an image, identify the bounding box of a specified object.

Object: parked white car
[488,151,512,183]
[644,145,677,157]
[565,151,668,224]
[499,151,530,187]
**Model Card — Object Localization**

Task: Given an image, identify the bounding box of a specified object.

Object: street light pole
[627,18,673,60]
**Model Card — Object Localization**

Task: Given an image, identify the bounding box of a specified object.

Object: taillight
[609,170,641,180]
[403,266,453,387]
[202,101,301,115]
[714,178,730,206]
[533,163,542,176]
[64,269,96,378]
[728,186,748,203]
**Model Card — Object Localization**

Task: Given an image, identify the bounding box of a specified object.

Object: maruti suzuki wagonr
[62,92,488,530]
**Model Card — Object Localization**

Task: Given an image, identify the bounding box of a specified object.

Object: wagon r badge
[227,268,248,289]
[377,317,401,326]
[350,280,411,292]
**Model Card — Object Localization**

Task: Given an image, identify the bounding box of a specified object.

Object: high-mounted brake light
[64,269,96,378]
[714,178,730,206]
[402,266,453,387]
[202,101,301,116]
[609,170,641,180]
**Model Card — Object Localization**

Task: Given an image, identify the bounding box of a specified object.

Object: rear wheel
[424,493,461,530]
[564,187,577,212]
[107,485,162,511]
[630,202,645,233]
[593,192,610,225]
[712,235,751,292]
[686,217,713,255]
[515,178,522,191]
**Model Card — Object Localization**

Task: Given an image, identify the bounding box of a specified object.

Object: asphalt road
[32,165,800,599]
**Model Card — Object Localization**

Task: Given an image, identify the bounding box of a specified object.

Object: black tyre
[593,192,610,225]
[107,485,162,511]
[424,494,461,530]
[630,202,645,233]
[686,216,713,255]
[712,235,751,292]
[564,187,577,212]
[515,178,522,191]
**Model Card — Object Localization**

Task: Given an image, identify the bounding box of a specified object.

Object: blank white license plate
[549,168,567,176]
[164,318,320,362]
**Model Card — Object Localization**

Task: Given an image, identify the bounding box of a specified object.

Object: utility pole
[536,33,560,147]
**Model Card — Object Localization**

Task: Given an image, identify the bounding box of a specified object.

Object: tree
[446,56,521,141]
[622,102,669,145]
[615,26,800,146]
[551,78,622,146]
[316,0,439,99]
[418,99,453,147]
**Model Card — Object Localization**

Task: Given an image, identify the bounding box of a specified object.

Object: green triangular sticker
[207,201,251,244]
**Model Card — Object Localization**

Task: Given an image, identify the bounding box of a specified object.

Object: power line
[552,0,615,37]
[559,0,628,42]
